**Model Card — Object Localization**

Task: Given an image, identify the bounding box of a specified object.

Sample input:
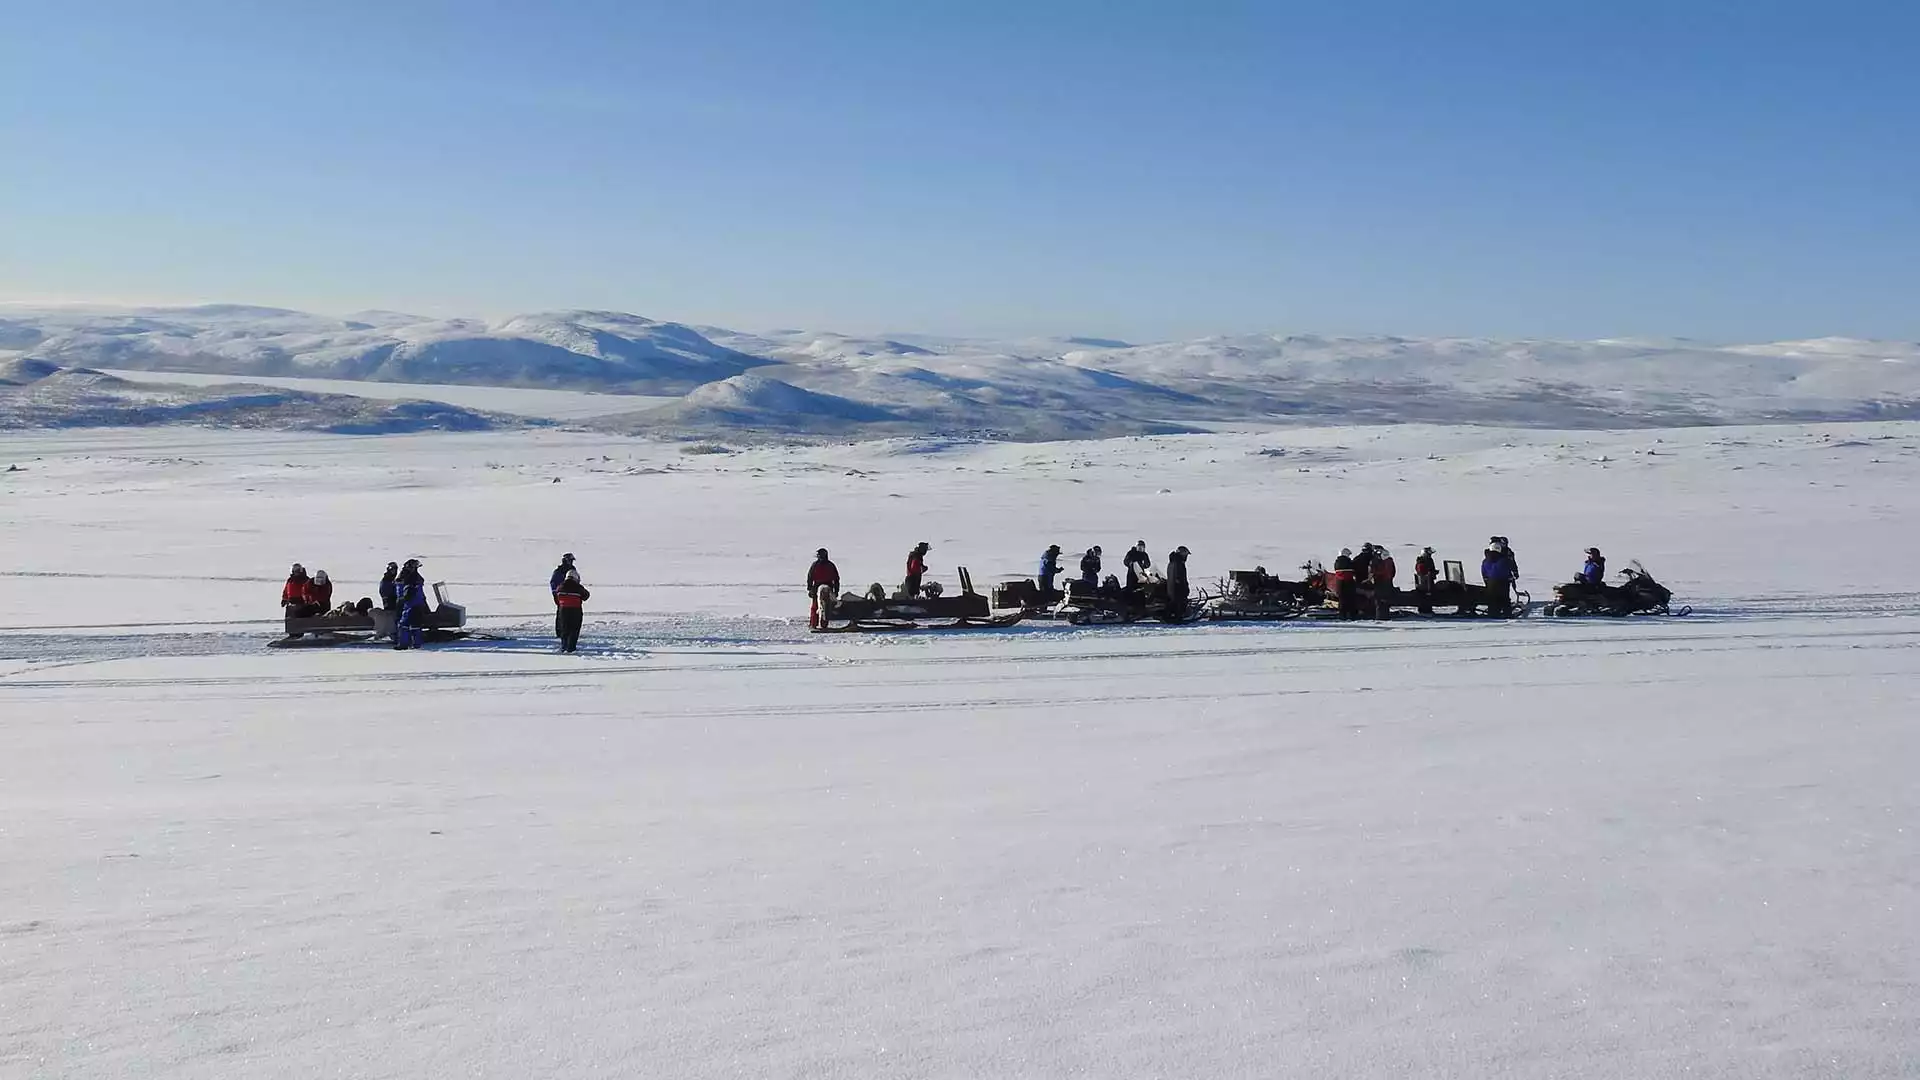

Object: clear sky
[2,0,1916,342]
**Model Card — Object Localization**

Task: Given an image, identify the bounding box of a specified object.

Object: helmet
[816,548,829,559]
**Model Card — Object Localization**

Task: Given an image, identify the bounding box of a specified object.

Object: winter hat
[1175,546,1190,556]
[816,548,829,559]
[564,568,580,583]
[1340,548,1352,557]
[290,563,306,575]
[314,570,330,585]
[561,553,575,563]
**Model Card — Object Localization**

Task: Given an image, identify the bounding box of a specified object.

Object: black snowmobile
[1544,562,1689,617]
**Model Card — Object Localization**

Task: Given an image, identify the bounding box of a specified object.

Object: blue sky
[2,1,1916,341]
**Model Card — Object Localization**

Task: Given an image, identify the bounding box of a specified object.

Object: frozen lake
[2,422,1916,1077]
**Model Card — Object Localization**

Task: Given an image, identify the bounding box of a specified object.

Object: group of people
[1041,540,1195,613]
[279,558,433,649]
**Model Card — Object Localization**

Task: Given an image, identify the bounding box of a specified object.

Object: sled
[1204,568,1324,621]
[991,578,1069,619]
[272,582,471,647]
[816,568,1026,633]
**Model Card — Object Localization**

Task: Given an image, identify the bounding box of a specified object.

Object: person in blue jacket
[1481,543,1515,617]
[1038,544,1063,595]
[1578,547,1606,586]
[394,558,430,650]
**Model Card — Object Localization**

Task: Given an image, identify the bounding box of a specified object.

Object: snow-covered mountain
[0,357,541,434]
[4,304,1919,437]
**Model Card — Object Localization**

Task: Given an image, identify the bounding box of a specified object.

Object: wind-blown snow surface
[2,424,1917,1077]
[7,304,1920,437]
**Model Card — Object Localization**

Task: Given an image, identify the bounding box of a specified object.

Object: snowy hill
[0,358,542,434]
[6,306,765,395]
[5,304,1920,437]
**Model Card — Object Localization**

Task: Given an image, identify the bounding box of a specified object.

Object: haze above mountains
[3,304,1918,439]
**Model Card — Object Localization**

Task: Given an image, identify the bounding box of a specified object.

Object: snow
[2,422,1917,1077]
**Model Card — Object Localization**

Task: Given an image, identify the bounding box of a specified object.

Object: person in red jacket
[1369,547,1397,620]
[1413,547,1438,615]
[903,542,930,598]
[281,564,321,617]
[806,548,841,629]
[309,570,334,612]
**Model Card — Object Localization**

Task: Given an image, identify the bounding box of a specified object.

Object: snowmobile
[1206,565,1330,620]
[1543,562,1689,617]
[1058,572,1202,626]
[991,577,1069,620]
[272,582,473,647]
[815,568,1025,632]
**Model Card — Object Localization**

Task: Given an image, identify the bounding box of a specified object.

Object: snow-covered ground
[2,423,1916,1077]
[97,369,672,422]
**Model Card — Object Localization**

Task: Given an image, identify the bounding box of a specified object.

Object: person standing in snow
[1165,545,1192,618]
[1369,547,1396,620]
[553,568,590,653]
[1038,544,1063,597]
[378,561,400,611]
[806,548,840,629]
[1413,547,1438,616]
[1491,536,1519,583]
[1122,541,1152,590]
[903,542,930,598]
[1481,544,1515,617]
[394,558,429,649]
[1332,548,1358,620]
[1079,546,1103,593]
[550,553,577,638]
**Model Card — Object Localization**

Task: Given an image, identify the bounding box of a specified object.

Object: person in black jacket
[1165,546,1192,618]
[378,562,400,611]
[1123,540,1152,590]
[1078,546,1103,592]
[550,553,577,638]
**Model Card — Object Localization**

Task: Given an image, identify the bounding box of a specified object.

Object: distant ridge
[5,304,1919,437]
